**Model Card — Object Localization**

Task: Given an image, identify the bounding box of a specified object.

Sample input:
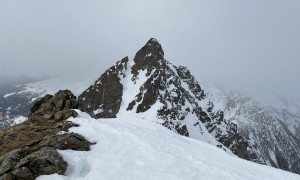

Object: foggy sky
[1,0,300,100]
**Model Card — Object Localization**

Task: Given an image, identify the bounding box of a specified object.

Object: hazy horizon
[1,0,300,101]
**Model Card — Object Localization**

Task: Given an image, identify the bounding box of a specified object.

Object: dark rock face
[78,57,128,118]
[0,90,93,179]
[131,39,167,113]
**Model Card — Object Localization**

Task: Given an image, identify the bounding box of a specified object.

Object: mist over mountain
[1,0,300,102]
[0,73,51,89]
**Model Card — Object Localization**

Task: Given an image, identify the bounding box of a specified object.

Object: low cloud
[1,0,299,100]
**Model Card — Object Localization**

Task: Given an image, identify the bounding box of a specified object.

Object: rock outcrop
[0,90,93,180]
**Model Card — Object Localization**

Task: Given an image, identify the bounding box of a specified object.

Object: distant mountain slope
[0,74,97,130]
[202,81,300,174]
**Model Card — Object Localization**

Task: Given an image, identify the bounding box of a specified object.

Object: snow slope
[37,111,300,180]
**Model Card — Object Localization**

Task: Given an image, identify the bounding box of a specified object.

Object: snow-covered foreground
[37,111,300,180]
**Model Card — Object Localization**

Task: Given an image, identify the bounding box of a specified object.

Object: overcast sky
[0,0,300,100]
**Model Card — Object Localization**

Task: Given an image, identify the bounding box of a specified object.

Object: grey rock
[40,133,93,151]
[0,173,13,180]
[0,149,22,175]
[16,147,67,176]
[10,167,35,180]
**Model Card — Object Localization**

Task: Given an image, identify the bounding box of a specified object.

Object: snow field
[37,111,300,180]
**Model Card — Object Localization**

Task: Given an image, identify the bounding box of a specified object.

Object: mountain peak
[78,39,262,165]
[132,38,165,76]
[135,38,164,61]
[147,37,160,45]
[145,38,164,56]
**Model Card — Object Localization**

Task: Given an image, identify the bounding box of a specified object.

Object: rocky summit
[78,38,262,163]
[0,90,93,180]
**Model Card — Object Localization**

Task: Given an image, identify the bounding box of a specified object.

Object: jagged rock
[0,90,94,179]
[30,90,78,120]
[0,91,81,157]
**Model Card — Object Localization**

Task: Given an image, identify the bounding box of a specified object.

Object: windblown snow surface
[37,110,300,180]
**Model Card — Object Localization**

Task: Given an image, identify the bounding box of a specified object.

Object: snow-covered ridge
[37,110,300,180]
